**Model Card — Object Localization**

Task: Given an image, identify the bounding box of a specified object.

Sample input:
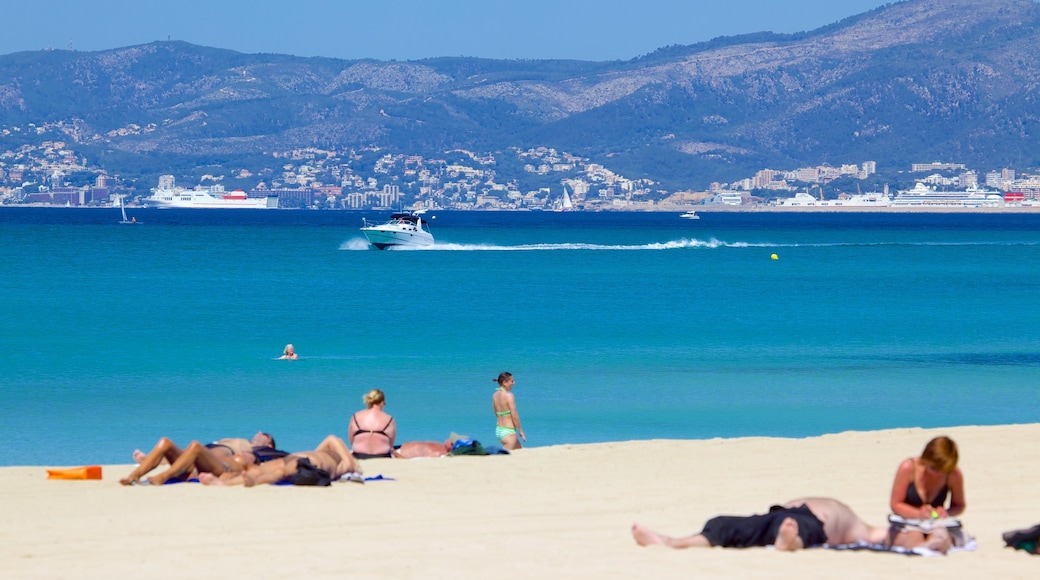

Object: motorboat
[360,212,435,249]
[680,210,700,219]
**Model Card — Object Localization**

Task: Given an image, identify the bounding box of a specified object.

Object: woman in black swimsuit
[348,389,397,459]
[888,435,967,549]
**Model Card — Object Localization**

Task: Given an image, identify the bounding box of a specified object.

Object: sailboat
[554,186,574,212]
[117,196,137,224]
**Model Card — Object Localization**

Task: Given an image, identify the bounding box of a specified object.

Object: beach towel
[483,445,510,455]
[1003,523,1040,554]
[822,537,978,557]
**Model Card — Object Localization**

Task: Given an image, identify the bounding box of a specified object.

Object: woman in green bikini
[492,371,525,449]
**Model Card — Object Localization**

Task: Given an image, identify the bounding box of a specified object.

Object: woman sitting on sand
[492,371,525,449]
[348,389,396,459]
[889,435,966,547]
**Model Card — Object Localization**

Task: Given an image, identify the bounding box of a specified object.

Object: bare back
[348,407,396,455]
[394,441,451,459]
[492,389,516,428]
[783,498,888,545]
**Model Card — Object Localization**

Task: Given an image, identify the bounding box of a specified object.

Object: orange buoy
[47,466,102,480]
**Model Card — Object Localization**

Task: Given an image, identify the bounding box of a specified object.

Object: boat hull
[143,192,277,209]
[361,227,434,249]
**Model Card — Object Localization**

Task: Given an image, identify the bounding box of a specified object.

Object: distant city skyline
[4,0,894,61]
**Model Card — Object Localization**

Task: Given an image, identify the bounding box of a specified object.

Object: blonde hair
[920,435,958,474]
[363,389,386,407]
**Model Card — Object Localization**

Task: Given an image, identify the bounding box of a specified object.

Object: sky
[2,0,894,62]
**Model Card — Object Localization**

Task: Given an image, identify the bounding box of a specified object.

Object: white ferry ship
[891,183,1004,208]
[777,191,892,207]
[144,175,277,209]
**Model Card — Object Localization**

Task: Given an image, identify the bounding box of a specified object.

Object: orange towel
[47,466,102,480]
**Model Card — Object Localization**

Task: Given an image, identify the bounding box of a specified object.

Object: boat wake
[339,237,1040,251]
[340,237,755,251]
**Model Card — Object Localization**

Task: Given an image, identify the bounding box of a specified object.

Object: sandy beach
[2,424,1038,578]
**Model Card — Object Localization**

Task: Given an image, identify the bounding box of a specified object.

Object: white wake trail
[341,238,755,251]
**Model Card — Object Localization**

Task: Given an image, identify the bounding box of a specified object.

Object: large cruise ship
[777,191,892,207]
[891,183,1004,207]
[143,175,278,209]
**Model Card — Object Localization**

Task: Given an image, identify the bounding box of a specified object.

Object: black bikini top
[351,414,394,439]
[905,483,949,508]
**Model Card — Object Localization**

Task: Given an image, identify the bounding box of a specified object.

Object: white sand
[2,424,1038,578]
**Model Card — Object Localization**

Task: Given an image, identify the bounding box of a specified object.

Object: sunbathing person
[199,435,360,487]
[348,389,396,458]
[632,497,931,552]
[121,432,276,486]
[888,435,966,552]
[393,440,453,458]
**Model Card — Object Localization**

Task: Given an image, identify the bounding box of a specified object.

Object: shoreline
[4,423,1038,577]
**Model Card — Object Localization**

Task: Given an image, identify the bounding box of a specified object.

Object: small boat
[117,196,137,224]
[680,211,700,219]
[360,212,435,249]
[554,186,575,212]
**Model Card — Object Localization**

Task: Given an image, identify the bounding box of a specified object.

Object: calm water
[2,208,1039,465]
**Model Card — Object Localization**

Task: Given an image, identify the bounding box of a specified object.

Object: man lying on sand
[200,435,360,487]
[393,440,453,458]
[632,497,952,552]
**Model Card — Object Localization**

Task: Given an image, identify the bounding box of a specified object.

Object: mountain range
[2,0,1039,192]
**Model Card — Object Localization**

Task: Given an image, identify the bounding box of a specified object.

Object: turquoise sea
[2,208,1039,466]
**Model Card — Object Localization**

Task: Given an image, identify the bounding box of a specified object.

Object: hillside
[1,0,1039,192]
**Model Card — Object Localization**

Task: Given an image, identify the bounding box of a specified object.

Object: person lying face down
[632,497,953,553]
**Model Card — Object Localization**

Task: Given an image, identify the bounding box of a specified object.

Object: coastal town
[2,123,1040,210]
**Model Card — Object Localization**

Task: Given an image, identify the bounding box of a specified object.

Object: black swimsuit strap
[352,414,393,439]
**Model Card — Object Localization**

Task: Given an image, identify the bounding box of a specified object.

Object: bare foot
[198,473,225,486]
[925,527,952,554]
[774,518,805,551]
[132,449,146,463]
[119,477,136,486]
[632,523,669,547]
[242,472,256,488]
